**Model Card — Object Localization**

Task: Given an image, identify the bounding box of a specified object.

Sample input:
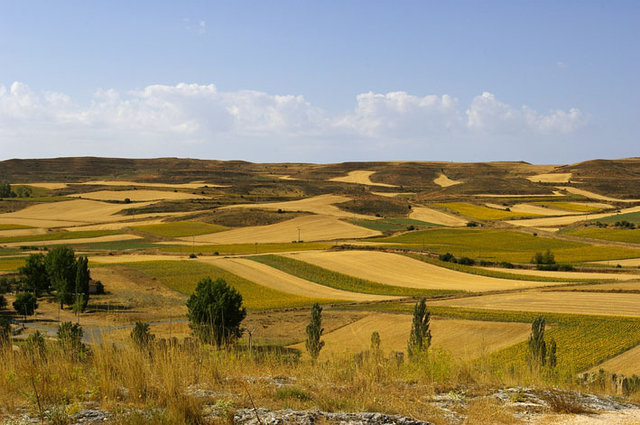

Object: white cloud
[0,81,586,161]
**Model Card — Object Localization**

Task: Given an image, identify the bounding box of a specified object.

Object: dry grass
[289,313,531,361]
[180,215,380,244]
[526,173,572,183]
[201,257,393,301]
[20,182,69,189]
[432,290,640,317]
[433,174,462,188]
[286,251,566,292]
[558,186,640,203]
[70,190,208,201]
[222,194,376,219]
[328,170,397,187]
[76,180,226,188]
[410,206,468,227]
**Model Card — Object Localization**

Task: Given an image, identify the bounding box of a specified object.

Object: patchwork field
[70,189,208,201]
[180,214,380,244]
[285,250,566,291]
[432,290,640,317]
[328,170,396,187]
[409,206,467,226]
[507,206,640,229]
[203,257,394,301]
[289,313,531,360]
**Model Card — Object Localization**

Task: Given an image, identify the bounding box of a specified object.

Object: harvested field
[328,170,397,187]
[63,219,169,232]
[20,182,69,189]
[433,173,462,187]
[222,194,375,219]
[591,258,640,267]
[76,180,226,188]
[510,203,575,216]
[533,201,611,212]
[370,192,415,198]
[1,233,142,248]
[0,228,47,238]
[409,206,467,226]
[591,344,640,376]
[132,221,227,237]
[181,215,381,244]
[0,199,154,227]
[201,257,394,301]
[481,267,640,281]
[473,192,564,198]
[70,189,208,201]
[289,313,531,360]
[432,291,640,317]
[560,281,640,292]
[526,173,572,183]
[506,206,640,229]
[558,186,640,203]
[89,254,191,264]
[286,250,565,291]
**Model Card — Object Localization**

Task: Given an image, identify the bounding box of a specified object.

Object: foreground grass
[249,255,463,298]
[374,228,640,263]
[131,221,228,238]
[109,260,334,310]
[438,202,541,220]
[0,229,121,244]
[158,242,334,255]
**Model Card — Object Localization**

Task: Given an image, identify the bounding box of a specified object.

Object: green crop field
[592,211,640,225]
[131,221,228,237]
[438,202,541,220]
[158,242,334,255]
[106,260,334,310]
[0,257,26,271]
[249,254,463,298]
[374,228,640,263]
[565,227,640,244]
[0,224,33,230]
[354,303,640,375]
[351,217,438,232]
[0,229,121,244]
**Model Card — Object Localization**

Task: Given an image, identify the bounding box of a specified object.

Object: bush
[500,261,515,269]
[189,253,197,259]
[532,249,555,266]
[457,256,475,266]
[94,280,105,295]
[57,321,85,356]
[466,221,478,227]
[131,321,155,350]
[25,330,46,355]
[439,252,457,263]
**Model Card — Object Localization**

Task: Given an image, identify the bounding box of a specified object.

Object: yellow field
[63,218,169,232]
[481,267,640,281]
[328,170,397,187]
[509,203,575,216]
[22,182,69,189]
[562,281,640,291]
[532,201,611,212]
[2,233,142,248]
[0,228,47,237]
[76,180,226,188]
[132,221,227,237]
[432,290,640,317]
[371,192,415,198]
[473,192,564,198]
[409,206,467,226]
[286,250,567,291]
[89,254,191,264]
[70,189,208,201]
[526,173,572,183]
[433,173,462,187]
[506,205,640,229]
[591,258,640,267]
[201,257,395,301]
[180,215,380,244]
[592,344,640,376]
[289,313,531,360]
[0,199,154,227]
[558,186,640,203]
[223,194,375,219]
[440,202,542,220]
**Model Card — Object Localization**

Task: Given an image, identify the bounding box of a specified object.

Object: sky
[0,1,638,164]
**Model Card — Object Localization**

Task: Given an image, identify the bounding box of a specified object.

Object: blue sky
[0,1,638,163]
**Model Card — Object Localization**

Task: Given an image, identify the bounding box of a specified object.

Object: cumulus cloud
[0,81,586,161]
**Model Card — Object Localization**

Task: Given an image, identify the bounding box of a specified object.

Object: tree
[305,303,324,361]
[13,292,38,321]
[19,253,50,296]
[0,182,15,198]
[527,316,547,370]
[532,249,555,265]
[0,317,10,347]
[408,297,431,359]
[73,256,90,313]
[131,321,155,350]
[548,337,557,369]
[57,321,84,356]
[45,246,77,308]
[0,294,6,310]
[187,277,246,347]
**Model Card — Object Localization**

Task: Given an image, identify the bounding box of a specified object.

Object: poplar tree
[306,303,324,361]
[408,297,431,359]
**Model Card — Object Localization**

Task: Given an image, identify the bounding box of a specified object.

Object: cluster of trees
[531,249,573,271]
[527,315,557,371]
[0,182,32,198]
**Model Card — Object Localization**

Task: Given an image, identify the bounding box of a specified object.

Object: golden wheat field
[432,290,640,317]
[557,186,640,202]
[289,313,532,360]
[179,214,381,244]
[480,267,640,281]
[2,233,142,248]
[433,173,462,187]
[200,257,395,301]
[526,173,572,183]
[591,344,640,376]
[590,258,640,267]
[285,250,567,291]
[409,206,468,226]
[328,170,397,187]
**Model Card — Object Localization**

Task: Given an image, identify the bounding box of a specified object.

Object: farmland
[438,202,542,220]
[131,221,227,237]
[564,226,640,244]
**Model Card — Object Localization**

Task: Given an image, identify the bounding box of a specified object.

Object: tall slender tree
[73,256,90,313]
[305,303,324,361]
[408,297,431,359]
[527,315,547,370]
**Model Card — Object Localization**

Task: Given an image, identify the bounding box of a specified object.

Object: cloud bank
[0,81,586,162]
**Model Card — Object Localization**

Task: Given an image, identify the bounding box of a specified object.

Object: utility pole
[246,328,256,355]
[297,227,301,243]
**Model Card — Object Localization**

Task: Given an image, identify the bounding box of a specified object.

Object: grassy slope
[565,227,640,244]
[249,254,463,297]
